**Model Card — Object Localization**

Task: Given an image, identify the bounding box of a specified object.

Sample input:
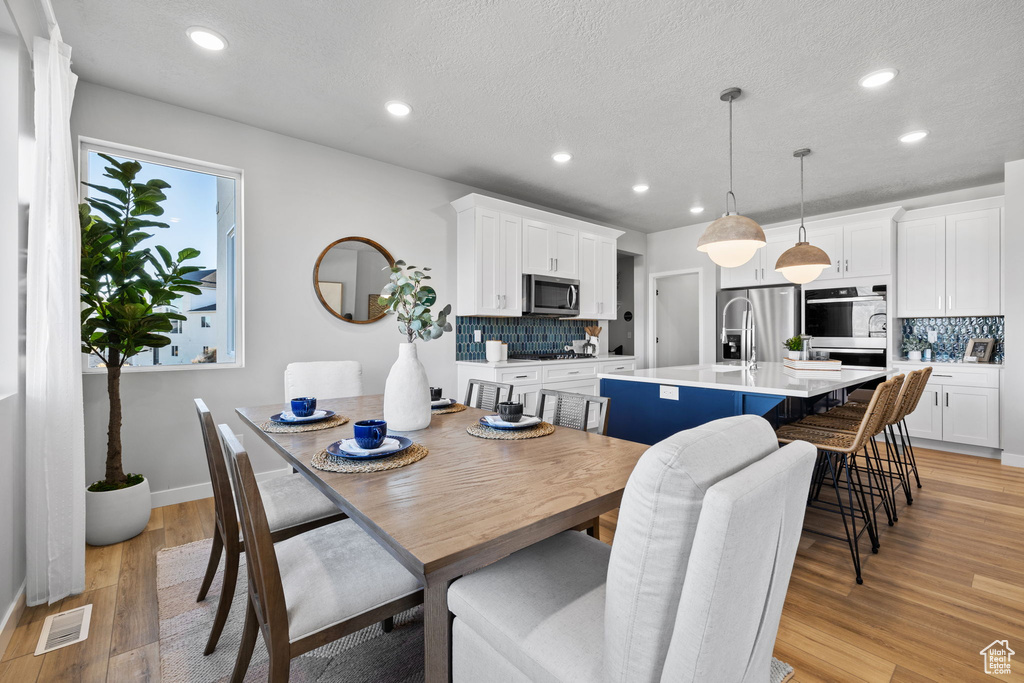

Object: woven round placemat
[259,414,350,433]
[432,403,467,415]
[310,443,428,473]
[466,421,555,440]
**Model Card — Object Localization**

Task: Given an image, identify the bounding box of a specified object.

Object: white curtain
[25,27,85,606]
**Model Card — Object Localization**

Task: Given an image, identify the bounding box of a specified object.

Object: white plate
[337,437,402,455]
[482,415,542,429]
[431,398,456,408]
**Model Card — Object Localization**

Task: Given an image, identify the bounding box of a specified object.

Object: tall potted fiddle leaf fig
[80,153,203,545]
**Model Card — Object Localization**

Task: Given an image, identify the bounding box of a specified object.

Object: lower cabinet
[896,365,1000,448]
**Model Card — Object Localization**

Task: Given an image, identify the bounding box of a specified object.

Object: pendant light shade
[776,149,830,284]
[697,87,765,268]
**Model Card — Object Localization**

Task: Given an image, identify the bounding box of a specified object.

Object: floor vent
[34,604,92,656]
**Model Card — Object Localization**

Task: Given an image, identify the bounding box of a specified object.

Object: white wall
[1002,159,1024,467]
[71,82,643,503]
[0,25,30,642]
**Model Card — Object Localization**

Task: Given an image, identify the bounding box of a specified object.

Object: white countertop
[892,358,1003,369]
[598,362,889,398]
[456,355,635,368]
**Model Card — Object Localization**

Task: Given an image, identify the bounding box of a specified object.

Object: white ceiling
[53,0,1024,232]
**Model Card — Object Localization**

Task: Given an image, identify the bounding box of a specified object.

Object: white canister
[500,343,508,361]
[486,340,503,363]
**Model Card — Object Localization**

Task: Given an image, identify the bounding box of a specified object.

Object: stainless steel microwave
[522,274,580,317]
[804,284,887,367]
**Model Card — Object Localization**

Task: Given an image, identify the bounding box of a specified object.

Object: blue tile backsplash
[455,316,597,360]
[900,316,1004,362]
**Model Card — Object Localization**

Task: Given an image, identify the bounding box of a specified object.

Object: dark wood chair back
[537,389,610,435]
[464,379,514,411]
[194,399,239,550]
[217,424,291,654]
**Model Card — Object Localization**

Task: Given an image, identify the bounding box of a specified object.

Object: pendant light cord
[725,95,737,215]
[798,152,806,242]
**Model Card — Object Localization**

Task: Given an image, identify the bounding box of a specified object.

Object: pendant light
[775,148,831,284]
[696,87,766,268]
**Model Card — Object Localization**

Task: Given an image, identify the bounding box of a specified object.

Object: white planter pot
[383,342,431,431]
[787,350,802,360]
[86,476,151,546]
[908,350,922,361]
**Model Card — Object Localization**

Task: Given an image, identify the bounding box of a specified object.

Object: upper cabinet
[719,212,893,290]
[453,194,622,317]
[897,206,1001,317]
[523,220,578,278]
[579,232,617,319]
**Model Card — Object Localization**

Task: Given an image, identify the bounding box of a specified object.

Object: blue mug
[290,397,317,418]
[353,419,387,449]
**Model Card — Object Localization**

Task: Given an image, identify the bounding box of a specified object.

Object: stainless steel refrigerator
[716,285,801,364]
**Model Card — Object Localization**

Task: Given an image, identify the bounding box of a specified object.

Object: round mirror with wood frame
[313,237,395,324]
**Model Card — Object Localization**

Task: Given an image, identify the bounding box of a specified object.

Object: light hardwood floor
[2,447,1023,682]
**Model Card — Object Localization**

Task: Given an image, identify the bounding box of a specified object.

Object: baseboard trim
[149,466,292,508]
[0,581,26,661]
[895,436,1002,460]
[1001,452,1024,468]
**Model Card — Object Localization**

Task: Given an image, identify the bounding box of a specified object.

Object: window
[81,139,243,371]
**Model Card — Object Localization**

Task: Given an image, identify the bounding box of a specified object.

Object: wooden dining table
[236,394,648,683]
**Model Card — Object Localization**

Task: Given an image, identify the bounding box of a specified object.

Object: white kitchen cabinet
[896,207,1001,317]
[523,219,578,277]
[805,225,844,281]
[456,207,522,316]
[759,228,801,286]
[942,385,999,447]
[946,209,1000,316]
[579,232,617,319]
[902,386,943,441]
[897,216,946,317]
[842,219,890,278]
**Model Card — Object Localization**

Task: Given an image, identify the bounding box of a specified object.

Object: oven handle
[814,347,886,354]
[806,296,886,304]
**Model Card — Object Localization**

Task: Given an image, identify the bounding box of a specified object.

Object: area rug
[157,539,424,682]
[157,538,794,682]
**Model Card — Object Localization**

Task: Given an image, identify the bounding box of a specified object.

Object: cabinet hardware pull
[515,374,528,379]
[569,370,579,375]
[762,267,765,280]
[615,366,624,370]
[932,374,952,378]
[549,257,553,271]
[554,258,558,271]
[754,268,758,281]
[845,259,849,272]
[948,295,952,310]
[934,393,938,406]
[945,393,949,407]
[836,260,840,272]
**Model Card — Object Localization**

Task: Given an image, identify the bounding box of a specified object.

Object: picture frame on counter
[964,338,995,363]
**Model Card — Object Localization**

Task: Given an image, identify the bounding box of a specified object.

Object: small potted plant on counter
[902,337,930,362]
[783,336,804,360]
[80,154,204,545]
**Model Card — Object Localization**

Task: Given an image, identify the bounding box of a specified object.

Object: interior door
[897,217,946,317]
[655,272,700,367]
[522,219,551,274]
[946,208,1001,316]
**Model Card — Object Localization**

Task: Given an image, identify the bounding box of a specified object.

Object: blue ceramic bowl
[353,419,387,449]
[290,397,317,418]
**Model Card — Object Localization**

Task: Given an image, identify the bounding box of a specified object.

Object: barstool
[776,376,900,584]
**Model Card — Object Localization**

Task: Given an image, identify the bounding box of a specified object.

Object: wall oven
[804,285,887,367]
[522,274,580,317]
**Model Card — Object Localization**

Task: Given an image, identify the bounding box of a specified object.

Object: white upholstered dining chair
[284,360,363,400]
[446,415,816,683]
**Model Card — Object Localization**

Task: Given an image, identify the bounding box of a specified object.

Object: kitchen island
[599,362,889,444]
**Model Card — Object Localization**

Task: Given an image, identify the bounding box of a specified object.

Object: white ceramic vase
[384,342,431,431]
[85,476,151,546]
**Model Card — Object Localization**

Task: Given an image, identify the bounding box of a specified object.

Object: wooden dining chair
[193,399,346,655]
[537,389,611,435]
[463,379,513,412]
[216,424,424,683]
[284,360,363,400]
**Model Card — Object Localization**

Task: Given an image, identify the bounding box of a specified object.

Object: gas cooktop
[508,352,593,361]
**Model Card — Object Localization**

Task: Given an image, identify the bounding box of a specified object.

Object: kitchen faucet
[721,296,757,370]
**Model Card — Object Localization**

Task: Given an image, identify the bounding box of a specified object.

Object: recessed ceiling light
[552,152,572,163]
[187,27,227,51]
[385,101,412,117]
[859,68,898,88]
[632,184,649,193]
[690,206,704,214]
[899,129,929,143]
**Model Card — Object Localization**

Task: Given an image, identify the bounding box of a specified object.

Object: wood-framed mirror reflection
[313,237,395,323]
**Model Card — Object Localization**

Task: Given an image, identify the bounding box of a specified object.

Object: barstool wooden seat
[776,376,900,584]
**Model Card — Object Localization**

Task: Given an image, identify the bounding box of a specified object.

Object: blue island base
[601,378,786,445]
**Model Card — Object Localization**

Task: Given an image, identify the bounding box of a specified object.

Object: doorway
[649,269,702,368]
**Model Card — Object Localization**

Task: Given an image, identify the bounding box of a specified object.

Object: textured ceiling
[53,0,1024,232]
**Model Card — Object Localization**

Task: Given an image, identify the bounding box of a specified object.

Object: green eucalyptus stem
[377,259,452,343]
